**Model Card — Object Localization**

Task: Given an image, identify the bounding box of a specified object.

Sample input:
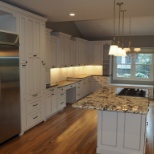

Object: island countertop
[72,87,149,114]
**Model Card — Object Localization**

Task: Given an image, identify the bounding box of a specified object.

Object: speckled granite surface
[72,87,149,114]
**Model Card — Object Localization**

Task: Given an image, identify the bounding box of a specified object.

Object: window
[113,53,153,81]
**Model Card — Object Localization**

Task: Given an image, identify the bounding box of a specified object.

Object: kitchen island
[72,86,149,154]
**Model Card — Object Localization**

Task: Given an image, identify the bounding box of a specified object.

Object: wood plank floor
[0,101,154,154]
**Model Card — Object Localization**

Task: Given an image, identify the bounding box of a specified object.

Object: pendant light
[124,17,141,56]
[109,0,118,55]
[113,2,126,57]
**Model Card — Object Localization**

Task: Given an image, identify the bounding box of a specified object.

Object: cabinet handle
[61,94,64,96]
[52,94,54,96]
[60,102,64,104]
[22,64,26,66]
[33,116,38,119]
[33,104,38,107]
[32,93,38,97]
[33,55,37,57]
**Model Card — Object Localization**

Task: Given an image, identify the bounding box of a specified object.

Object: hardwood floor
[0,101,154,154]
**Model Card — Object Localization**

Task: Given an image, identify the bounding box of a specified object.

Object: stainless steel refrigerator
[0,31,20,144]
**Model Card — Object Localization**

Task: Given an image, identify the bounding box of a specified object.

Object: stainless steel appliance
[0,31,20,144]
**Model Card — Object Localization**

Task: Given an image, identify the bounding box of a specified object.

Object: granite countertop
[72,87,149,114]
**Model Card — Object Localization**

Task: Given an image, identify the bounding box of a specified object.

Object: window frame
[113,53,154,81]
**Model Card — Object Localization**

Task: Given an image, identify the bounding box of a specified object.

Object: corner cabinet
[19,14,47,134]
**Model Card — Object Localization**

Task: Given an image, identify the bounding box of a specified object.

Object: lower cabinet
[57,87,66,110]
[97,111,146,154]
[46,87,57,118]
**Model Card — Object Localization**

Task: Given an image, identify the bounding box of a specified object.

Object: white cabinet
[46,87,57,118]
[57,87,66,110]
[26,57,41,95]
[46,29,52,68]
[19,14,47,133]
[97,111,147,154]
[52,32,71,67]
[46,30,58,68]
[70,40,76,66]
[72,37,88,66]
[75,81,83,100]
[90,41,103,65]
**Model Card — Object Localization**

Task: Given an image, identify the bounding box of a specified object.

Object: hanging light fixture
[124,17,141,56]
[113,2,126,57]
[109,0,118,55]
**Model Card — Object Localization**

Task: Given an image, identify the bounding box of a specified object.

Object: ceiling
[1,0,154,38]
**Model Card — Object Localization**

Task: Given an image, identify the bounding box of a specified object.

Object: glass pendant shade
[114,47,126,56]
[134,48,141,52]
[124,48,130,52]
[109,45,118,55]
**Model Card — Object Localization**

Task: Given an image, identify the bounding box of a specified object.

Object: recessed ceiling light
[69,13,75,16]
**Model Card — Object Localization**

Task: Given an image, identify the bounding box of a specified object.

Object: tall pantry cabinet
[19,14,47,134]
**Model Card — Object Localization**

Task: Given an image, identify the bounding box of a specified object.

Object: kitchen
[0,0,154,154]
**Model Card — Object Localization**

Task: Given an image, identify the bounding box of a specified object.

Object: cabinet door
[51,36,57,68]
[19,16,27,63]
[46,32,52,68]
[70,40,76,66]
[46,94,52,117]
[57,37,65,67]
[91,42,103,65]
[64,39,71,67]
[26,57,41,95]
[34,57,41,91]
[40,23,46,63]
[26,17,34,58]
[33,20,41,57]
[26,57,35,95]
[51,93,57,114]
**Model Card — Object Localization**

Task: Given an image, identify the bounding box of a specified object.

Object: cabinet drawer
[76,81,82,86]
[27,99,41,113]
[27,91,41,101]
[46,87,57,95]
[57,93,66,100]
[57,87,66,93]
[57,100,66,109]
[27,110,42,126]
[65,83,76,90]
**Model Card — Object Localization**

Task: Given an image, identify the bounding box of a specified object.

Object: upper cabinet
[51,32,71,67]
[46,29,58,68]
[90,41,104,65]
[72,37,89,66]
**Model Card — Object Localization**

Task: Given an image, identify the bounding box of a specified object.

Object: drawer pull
[52,94,54,96]
[33,104,38,107]
[60,102,64,104]
[33,116,38,119]
[32,93,38,97]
